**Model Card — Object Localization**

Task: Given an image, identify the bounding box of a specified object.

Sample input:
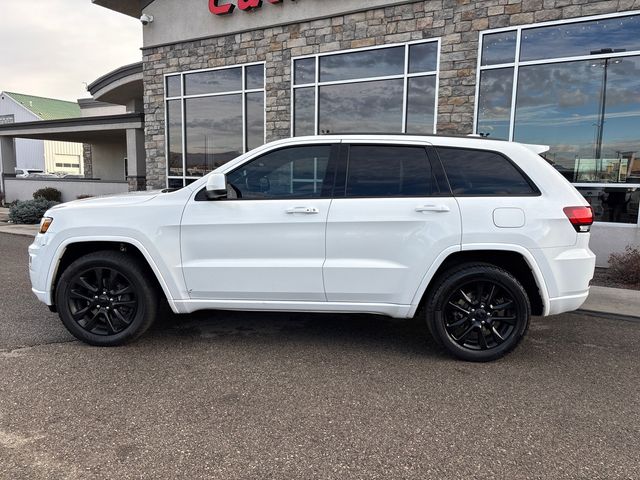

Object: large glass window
[292,40,440,136]
[165,63,265,187]
[475,12,640,224]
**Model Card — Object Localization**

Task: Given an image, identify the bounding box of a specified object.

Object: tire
[425,263,530,362]
[55,250,158,346]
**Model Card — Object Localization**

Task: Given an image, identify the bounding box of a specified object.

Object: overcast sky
[0,0,141,102]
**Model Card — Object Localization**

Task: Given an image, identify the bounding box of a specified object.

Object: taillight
[563,206,593,232]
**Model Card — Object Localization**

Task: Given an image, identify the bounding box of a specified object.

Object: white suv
[29,135,596,361]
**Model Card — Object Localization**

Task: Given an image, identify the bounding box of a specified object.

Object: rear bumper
[548,290,590,316]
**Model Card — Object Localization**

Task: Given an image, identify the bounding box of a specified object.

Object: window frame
[290,39,441,137]
[195,143,341,201]
[434,146,541,198]
[164,61,267,188]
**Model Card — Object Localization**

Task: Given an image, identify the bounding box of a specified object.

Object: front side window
[226,145,333,200]
[345,145,432,197]
[292,40,440,136]
[165,63,265,188]
[437,147,536,196]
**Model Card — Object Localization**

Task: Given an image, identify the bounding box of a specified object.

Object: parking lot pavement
[1,232,639,480]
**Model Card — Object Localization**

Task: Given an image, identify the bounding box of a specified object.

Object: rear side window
[437,147,537,196]
[346,145,432,197]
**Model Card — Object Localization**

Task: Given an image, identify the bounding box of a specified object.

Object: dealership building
[48,1,640,258]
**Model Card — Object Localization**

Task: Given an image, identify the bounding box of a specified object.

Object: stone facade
[82,143,93,179]
[141,0,638,189]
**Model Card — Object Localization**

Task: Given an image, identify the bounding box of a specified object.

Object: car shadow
[148,308,446,358]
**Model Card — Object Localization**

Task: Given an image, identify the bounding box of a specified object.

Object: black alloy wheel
[56,251,158,346]
[425,264,530,362]
[444,280,518,351]
[66,267,138,336]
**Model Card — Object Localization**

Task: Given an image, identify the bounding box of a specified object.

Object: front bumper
[29,233,56,306]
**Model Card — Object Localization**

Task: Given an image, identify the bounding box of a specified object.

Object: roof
[3,92,81,121]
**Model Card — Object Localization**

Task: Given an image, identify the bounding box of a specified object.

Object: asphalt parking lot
[1,232,639,480]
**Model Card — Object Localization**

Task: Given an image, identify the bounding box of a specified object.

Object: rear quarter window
[436,147,538,196]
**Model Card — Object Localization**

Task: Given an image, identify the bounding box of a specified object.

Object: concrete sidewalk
[580,285,640,319]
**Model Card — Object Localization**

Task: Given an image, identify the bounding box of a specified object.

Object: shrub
[33,187,62,202]
[8,198,59,224]
[608,245,640,286]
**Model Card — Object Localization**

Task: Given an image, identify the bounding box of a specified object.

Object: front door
[181,144,338,301]
[323,142,462,305]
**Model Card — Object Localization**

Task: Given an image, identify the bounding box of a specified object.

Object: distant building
[0,92,84,175]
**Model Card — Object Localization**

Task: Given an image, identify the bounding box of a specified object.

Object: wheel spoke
[486,285,497,306]
[453,324,475,343]
[77,277,98,293]
[83,310,101,331]
[70,289,94,303]
[446,316,469,329]
[493,300,514,311]
[72,306,91,320]
[475,282,484,305]
[112,308,132,327]
[95,268,104,291]
[491,327,505,344]
[478,330,489,350]
[107,269,118,291]
[104,313,116,334]
[114,285,133,296]
[459,289,473,305]
[448,302,470,315]
[495,315,517,325]
[112,300,136,307]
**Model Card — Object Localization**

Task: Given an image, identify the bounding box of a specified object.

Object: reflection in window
[184,67,242,95]
[226,145,332,199]
[481,31,517,66]
[166,100,183,177]
[576,187,640,223]
[185,95,243,176]
[406,76,436,134]
[319,79,404,134]
[320,46,405,82]
[294,40,440,135]
[166,63,266,187]
[294,87,315,136]
[477,68,513,140]
[520,14,640,62]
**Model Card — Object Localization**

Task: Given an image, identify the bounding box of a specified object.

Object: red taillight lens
[563,206,593,232]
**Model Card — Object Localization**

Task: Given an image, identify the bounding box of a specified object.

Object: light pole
[590,48,625,162]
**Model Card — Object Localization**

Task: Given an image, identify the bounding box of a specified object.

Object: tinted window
[226,146,332,199]
[437,147,536,196]
[346,146,431,197]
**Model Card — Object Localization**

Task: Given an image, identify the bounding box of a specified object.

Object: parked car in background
[28,135,596,361]
[15,168,44,177]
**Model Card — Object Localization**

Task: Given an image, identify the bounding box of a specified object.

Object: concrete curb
[581,285,640,319]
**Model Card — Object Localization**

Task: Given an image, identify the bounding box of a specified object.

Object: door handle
[285,206,320,214]
[415,204,450,213]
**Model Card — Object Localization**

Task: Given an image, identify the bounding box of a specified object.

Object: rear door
[323,141,462,305]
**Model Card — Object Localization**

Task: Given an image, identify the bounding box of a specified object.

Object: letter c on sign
[209,0,235,15]
[238,0,262,10]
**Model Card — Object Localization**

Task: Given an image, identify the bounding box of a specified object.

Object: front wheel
[425,264,530,362]
[55,251,158,346]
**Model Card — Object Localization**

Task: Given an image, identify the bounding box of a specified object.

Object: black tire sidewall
[426,265,530,362]
[56,251,158,346]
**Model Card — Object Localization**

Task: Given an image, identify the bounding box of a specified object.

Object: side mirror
[205,173,227,200]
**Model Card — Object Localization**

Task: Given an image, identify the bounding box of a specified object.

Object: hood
[49,190,163,211]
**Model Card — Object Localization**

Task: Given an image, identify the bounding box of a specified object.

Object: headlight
[39,217,53,234]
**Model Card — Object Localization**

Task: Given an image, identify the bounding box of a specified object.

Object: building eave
[91,0,155,18]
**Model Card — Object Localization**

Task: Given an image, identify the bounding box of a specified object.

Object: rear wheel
[56,251,158,346]
[425,264,530,362]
